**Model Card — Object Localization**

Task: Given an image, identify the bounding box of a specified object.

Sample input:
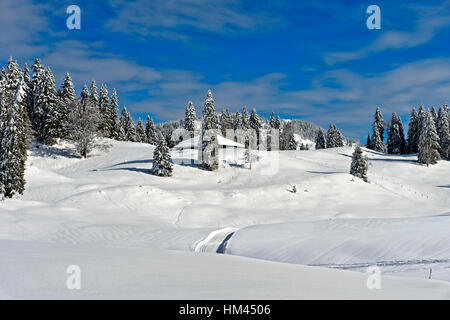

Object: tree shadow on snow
[437,185,450,188]
[30,144,79,159]
[338,153,419,164]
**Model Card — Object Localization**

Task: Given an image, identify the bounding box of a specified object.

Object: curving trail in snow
[193,227,238,253]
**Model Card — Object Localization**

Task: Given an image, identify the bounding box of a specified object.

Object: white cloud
[105,0,282,38]
[325,1,450,64]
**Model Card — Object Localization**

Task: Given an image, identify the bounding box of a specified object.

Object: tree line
[366,105,449,166]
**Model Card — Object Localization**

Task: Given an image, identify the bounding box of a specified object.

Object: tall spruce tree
[0,58,28,198]
[136,118,146,143]
[89,80,99,110]
[249,108,261,148]
[145,115,157,144]
[241,106,250,130]
[373,107,384,142]
[184,101,197,138]
[371,121,384,152]
[366,134,371,149]
[350,146,368,182]
[437,104,450,159]
[387,112,406,154]
[418,111,440,166]
[125,111,137,142]
[220,109,233,138]
[407,108,420,153]
[109,89,120,139]
[315,130,326,150]
[199,89,219,171]
[152,133,173,177]
[98,84,110,137]
[34,67,60,145]
[59,73,75,138]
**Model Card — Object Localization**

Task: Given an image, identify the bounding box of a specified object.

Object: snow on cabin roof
[173,135,244,149]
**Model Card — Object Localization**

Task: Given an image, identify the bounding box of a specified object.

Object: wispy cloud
[325,1,450,64]
[105,0,283,39]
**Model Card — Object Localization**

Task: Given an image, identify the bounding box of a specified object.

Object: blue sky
[1,0,450,140]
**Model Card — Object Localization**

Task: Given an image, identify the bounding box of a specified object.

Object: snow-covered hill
[1,139,450,298]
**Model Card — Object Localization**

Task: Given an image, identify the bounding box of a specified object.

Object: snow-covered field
[1,139,450,299]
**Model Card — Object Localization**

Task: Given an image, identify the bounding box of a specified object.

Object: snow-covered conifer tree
[136,118,146,143]
[184,101,197,138]
[249,108,261,148]
[0,57,28,198]
[371,121,384,152]
[199,90,219,171]
[373,107,384,142]
[387,112,406,154]
[315,130,326,150]
[34,67,60,145]
[407,108,419,153]
[89,80,99,110]
[126,111,137,142]
[366,134,371,149]
[59,73,75,138]
[241,106,250,130]
[220,109,233,137]
[109,89,120,139]
[350,146,368,182]
[418,111,441,166]
[145,115,157,144]
[437,105,450,159]
[152,133,173,177]
[98,84,110,136]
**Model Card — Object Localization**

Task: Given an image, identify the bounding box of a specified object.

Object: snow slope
[1,139,450,298]
[2,240,450,300]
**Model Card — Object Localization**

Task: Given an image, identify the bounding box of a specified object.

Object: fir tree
[152,133,173,177]
[327,125,344,148]
[89,80,99,110]
[0,58,28,198]
[350,146,368,182]
[119,107,128,141]
[145,115,157,145]
[269,111,276,128]
[431,106,438,128]
[59,73,75,138]
[407,108,420,153]
[373,107,384,142]
[274,116,281,130]
[280,122,297,150]
[30,58,45,132]
[80,84,89,104]
[249,108,261,148]
[199,89,219,171]
[220,109,233,138]
[315,130,326,150]
[136,118,146,143]
[437,104,450,159]
[387,112,406,154]
[241,106,250,129]
[233,111,242,130]
[34,67,60,145]
[184,101,197,138]
[366,134,371,149]
[126,111,137,142]
[418,111,440,166]
[109,89,120,139]
[371,121,384,152]
[98,84,110,136]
